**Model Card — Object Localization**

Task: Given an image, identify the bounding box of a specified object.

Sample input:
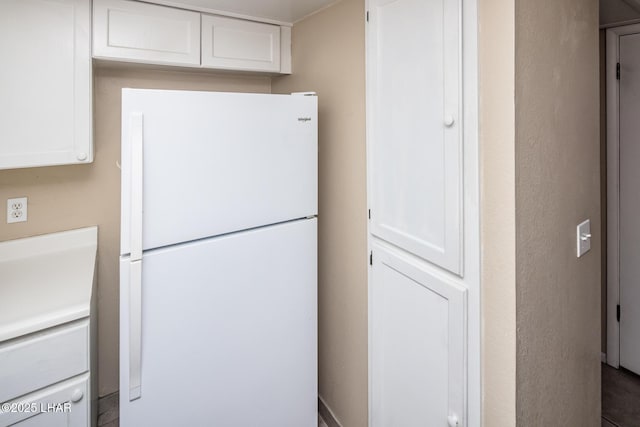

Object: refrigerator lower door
[119,218,317,427]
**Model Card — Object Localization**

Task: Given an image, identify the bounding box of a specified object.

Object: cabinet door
[201,15,281,72]
[367,0,462,274]
[370,241,466,427]
[0,374,90,427]
[93,0,201,66]
[0,0,92,169]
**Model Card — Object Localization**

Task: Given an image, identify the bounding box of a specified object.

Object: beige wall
[478,0,517,425]
[0,66,270,396]
[515,0,601,425]
[272,0,368,425]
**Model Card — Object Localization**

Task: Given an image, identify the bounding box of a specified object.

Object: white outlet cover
[576,219,591,258]
[7,197,27,224]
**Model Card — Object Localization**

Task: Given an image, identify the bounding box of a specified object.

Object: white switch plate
[576,219,591,258]
[7,197,27,224]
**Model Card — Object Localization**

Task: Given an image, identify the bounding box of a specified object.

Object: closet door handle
[444,115,455,127]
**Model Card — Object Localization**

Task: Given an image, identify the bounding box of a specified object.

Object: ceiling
[601,0,640,26]
[146,0,339,24]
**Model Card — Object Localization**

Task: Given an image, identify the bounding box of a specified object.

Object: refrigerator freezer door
[120,89,318,255]
[119,218,318,426]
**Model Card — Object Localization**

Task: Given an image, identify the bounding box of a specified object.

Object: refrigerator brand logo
[298,117,312,122]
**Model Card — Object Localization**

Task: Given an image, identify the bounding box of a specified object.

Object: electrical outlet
[7,197,27,224]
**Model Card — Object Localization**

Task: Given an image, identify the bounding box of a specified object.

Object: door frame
[606,23,640,368]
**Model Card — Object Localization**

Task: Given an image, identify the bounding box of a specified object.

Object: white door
[619,32,640,374]
[121,89,318,254]
[120,219,317,426]
[367,0,462,274]
[370,242,466,427]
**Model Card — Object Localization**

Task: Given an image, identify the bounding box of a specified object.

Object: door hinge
[366,11,369,22]
[369,251,373,265]
[368,209,371,219]
[617,304,621,322]
[617,62,621,80]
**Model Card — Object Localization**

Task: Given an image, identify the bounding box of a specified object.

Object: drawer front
[93,0,201,66]
[201,15,280,72]
[0,320,88,403]
[0,373,89,426]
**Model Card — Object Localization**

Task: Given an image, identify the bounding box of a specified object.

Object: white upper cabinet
[367,0,462,274]
[0,0,92,170]
[201,15,281,73]
[92,0,292,73]
[93,0,201,66]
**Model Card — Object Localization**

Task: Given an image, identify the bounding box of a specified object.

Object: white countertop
[0,227,97,342]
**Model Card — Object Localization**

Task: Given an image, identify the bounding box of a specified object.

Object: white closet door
[367,0,462,274]
[370,242,466,427]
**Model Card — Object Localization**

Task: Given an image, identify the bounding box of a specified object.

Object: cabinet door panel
[0,374,89,427]
[368,0,462,274]
[370,242,465,426]
[93,0,201,66]
[0,0,92,169]
[201,15,281,72]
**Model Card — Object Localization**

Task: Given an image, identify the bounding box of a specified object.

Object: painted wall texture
[0,66,271,397]
[478,0,517,424]
[515,0,601,425]
[272,0,368,425]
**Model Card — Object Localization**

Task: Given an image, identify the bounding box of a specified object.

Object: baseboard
[602,352,607,363]
[318,396,342,427]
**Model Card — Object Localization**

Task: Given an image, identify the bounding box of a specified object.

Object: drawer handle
[71,389,84,403]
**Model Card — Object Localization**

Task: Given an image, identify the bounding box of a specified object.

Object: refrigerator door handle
[130,113,144,262]
[129,260,143,401]
[129,112,144,401]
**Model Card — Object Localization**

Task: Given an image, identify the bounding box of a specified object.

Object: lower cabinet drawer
[0,320,89,403]
[0,373,89,427]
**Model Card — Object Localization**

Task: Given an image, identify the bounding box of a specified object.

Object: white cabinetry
[0,227,98,427]
[92,0,291,74]
[370,243,465,427]
[0,0,92,170]
[367,0,479,425]
[0,322,89,404]
[201,15,281,72]
[92,0,201,66]
[368,0,462,275]
[0,323,91,427]
[0,374,90,427]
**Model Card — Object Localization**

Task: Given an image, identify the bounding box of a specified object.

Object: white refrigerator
[119,89,318,426]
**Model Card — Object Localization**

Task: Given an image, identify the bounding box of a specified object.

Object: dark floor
[603,363,640,427]
[96,392,329,427]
